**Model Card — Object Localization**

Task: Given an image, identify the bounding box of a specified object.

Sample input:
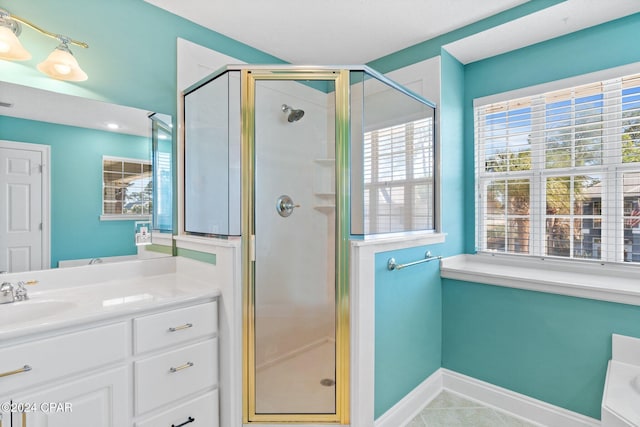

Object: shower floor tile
[407,391,541,427]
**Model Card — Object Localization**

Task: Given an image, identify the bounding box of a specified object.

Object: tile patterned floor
[406,390,541,427]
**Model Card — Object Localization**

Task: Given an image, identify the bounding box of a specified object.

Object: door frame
[241,69,351,425]
[0,140,51,270]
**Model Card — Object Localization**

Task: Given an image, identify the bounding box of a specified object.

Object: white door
[0,142,48,272]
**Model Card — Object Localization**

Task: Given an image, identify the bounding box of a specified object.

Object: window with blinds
[475,72,640,263]
[102,156,152,217]
[363,117,434,234]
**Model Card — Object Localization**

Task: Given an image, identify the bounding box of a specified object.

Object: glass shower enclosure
[183,66,435,425]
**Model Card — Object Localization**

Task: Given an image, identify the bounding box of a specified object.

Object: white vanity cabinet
[0,298,219,427]
[11,367,129,427]
[133,300,219,427]
[0,322,129,427]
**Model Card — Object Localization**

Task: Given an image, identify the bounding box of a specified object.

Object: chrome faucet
[0,282,15,304]
[0,281,30,304]
[14,281,29,301]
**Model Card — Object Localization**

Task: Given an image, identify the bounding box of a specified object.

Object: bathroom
[1,0,640,426]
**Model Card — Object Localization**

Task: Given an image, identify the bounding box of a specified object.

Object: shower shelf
[314,158,335,164]
[315,192,336,198]
[314,205,335,211]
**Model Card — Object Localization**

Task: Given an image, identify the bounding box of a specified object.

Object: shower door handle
[276,195,300,217]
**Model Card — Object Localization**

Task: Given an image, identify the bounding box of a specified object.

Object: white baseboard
[374,368,601,427]
[441,369,601,427]
[374,369,442,427]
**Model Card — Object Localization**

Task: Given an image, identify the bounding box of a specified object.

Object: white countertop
[0,257,221,341]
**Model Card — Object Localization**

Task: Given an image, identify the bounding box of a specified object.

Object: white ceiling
[144,0,640,65]
[445,0,640,64]
[2,0,638,134]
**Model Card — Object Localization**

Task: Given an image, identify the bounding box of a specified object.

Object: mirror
[0,80,173,272]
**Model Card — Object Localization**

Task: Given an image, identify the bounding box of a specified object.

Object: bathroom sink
[0,299,78,325]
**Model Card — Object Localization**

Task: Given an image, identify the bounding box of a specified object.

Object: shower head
[282,104,305,122]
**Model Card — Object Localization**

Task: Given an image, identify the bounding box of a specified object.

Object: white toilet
[602,334,640,426]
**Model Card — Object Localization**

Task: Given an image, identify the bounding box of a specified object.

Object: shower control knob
[276,195,300,217]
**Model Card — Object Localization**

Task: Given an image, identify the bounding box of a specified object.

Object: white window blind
[475,72,640,263]
[102,157,152,217]
[364,117,434,233]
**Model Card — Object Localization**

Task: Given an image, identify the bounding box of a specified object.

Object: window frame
[363,117,435,234]
[100,155,152,221]
[474,63,640,265]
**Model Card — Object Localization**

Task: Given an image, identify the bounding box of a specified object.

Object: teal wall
[0,0,283,116]
[0,115,149,266]
[442,280,640,419]
[373,11,640,422]
[463,13,640,252]
[439,12,640,421]
[367,0,566,74]
[0,0,282,263]
[369,2,562,418]
[5,0,640,422]
[374,50,466,417]
[375,248,442,418]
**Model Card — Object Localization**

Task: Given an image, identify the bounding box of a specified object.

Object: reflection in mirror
[149,113,173,235]
[0,81,173,272]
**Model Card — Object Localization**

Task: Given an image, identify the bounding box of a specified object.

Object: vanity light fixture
[0,8,89,81]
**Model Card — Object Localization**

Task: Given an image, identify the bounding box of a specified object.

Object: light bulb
[37,44,87,81]
[0,25,31,60]
[53,63,72,75]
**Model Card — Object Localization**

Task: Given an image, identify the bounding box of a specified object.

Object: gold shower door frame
[241,68,350,425]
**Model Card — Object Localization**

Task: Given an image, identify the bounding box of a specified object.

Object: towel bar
[387,251,441,271]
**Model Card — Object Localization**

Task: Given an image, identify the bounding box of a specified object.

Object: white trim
[351,232,446,250]
[58,254,138,268]
[210,239,243,427]
[174,235,240,254]
[350,241,376,427]
[374,368,600,427]
[0,140,50,270]
[150,231,173,246]
[441,369,601,427]
[441,253,640,307]
[101,154,151,164]
[350,234,445,427]
[99,214,151,221]
[374,369,442,427]
[474,61,640,107]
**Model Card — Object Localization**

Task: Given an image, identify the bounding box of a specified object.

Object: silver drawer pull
[168,323,193,332]
[172,416,195,427]
[0,364,32,378]
[169,362,194,373]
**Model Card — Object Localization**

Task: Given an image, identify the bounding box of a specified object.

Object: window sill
[350,231,446,250]
[174,234,240,254]
[100,215,151,221]
[440,253,640,307]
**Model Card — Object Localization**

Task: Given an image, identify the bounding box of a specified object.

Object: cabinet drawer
[135,338,217,415]
[0,322,127,396]
[134,301,217,354]
[136,389,218,427]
